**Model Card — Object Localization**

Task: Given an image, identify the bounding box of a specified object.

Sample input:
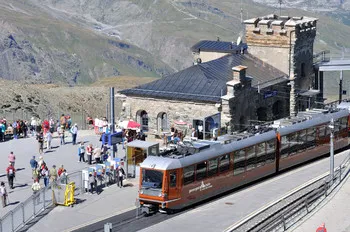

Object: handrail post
[11,211,14,232]
[32,195,36,217]
[43,189,46,209]
[282,215,286,231]
[305,199,309,213]
[21,203,25,226]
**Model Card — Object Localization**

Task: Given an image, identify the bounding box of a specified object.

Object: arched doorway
[157,112,168,131]
[272,100,283,120]
[257,107,268,121]
[136,110,149,132]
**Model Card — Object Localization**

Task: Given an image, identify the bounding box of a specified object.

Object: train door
[168,170,180,199]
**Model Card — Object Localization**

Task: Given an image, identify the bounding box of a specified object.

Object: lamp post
[329,118,335,185]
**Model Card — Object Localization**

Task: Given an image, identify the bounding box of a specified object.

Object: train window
[325,126,331,136]
[288,132,299,156]
[280,136,289,158]
[219,154,230,173]
[246,146,256,171]
[299,130,307,150]
[208,158,218,177]
[256,142,266,167]
[234,150,245,175]
[170,171,177,188]
[318,124,326,138]
[183,165,195,185]
[196,162,207,181]
[266,139,275,163]
[306,127,316,148]
[341,117,348,130]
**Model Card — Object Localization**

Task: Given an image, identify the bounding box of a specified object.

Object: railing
[0,171,84,232]
[225,152,350,232]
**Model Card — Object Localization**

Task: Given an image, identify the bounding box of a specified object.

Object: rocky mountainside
[0,0,173,85]
[1,0,350,85]
[253,0,349,11]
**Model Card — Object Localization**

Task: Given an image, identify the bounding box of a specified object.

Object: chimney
[232,65,247,83]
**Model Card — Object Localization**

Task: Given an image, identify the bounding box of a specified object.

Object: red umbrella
[174,120,188,125]
[119,120,141,130]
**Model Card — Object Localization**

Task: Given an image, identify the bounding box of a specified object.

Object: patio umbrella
[174,120,188,125]
[119,120,141,130]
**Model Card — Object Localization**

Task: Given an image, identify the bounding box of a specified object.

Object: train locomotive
[138,108,350,214]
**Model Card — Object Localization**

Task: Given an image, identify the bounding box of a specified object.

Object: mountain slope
[0,0,173,85]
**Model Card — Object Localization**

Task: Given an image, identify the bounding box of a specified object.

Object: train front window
[142,169,163,189]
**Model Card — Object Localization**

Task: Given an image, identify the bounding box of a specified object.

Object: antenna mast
[278,0,283,16]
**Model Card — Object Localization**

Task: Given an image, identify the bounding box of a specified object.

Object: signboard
[264,90,278,99]
[108,132,123,146]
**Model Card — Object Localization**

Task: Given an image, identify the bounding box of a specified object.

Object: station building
[118,14,319,136]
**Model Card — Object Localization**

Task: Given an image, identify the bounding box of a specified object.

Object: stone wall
[195,51,230,63]
[120,96,220,132]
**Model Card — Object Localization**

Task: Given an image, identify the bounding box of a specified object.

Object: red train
[138,109,350,214]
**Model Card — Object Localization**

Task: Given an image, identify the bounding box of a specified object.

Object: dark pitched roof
[191,40,247,53]
[119,53,287,103]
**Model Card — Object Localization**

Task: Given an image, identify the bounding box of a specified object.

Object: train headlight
[158,192,162,197]
[140,190,144,194]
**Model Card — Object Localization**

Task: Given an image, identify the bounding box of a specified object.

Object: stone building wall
[120,96,220,132]
[194,51,230,63]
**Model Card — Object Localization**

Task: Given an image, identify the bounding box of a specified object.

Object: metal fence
[226,152,350,232]
[0,171,84,232]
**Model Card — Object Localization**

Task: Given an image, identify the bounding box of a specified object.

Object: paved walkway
[292,174,350,232]
[0,130,100,218]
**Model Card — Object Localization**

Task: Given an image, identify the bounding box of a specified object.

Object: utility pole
[339,70,343,104]
[278,0,283,16]
[329,118,335,185]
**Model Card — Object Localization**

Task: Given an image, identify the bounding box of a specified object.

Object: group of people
[0,118,29,141]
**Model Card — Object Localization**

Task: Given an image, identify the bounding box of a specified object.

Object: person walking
[117,166,125,188]
[12,121,18,139]
[31,180,41,204]
[49,165,58,183]
[8,151,15,168]
[6,163,15,189]
[86,144,94,165]
[0,121,4,142]
[0,182,7,208]
[71,123,78,145]
[30,156,38,170]
[78,142,86,162]
[36,131,44,154]
[46,130,53,150]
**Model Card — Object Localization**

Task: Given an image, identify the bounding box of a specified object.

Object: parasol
[119,120,141,130]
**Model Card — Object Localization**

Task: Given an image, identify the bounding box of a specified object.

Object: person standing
[88,172,95,194]
[71,123,78,145]
[46,130,53,150]
[117,166,125,188]
[41,166,49,187]
[57,126,65,145]
[6,163,15,189]
[60,114,66,130]
[93,146,102,164]
[0,182,7,208]
[78,142,86,162]
[8,151,15,168]
[30,117,37,136]
[30,156,38,170]
[31,180,41,204]
[0,121,4,142]
[36,131,44,154]
[49,165,58,183]
[86,144,94,165]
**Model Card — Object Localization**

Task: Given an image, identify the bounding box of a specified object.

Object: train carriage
[138,109,350,214]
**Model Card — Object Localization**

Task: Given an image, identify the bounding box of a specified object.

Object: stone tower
[244,14,318,91]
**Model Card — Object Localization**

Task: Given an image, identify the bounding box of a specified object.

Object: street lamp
[329,118,335,185]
